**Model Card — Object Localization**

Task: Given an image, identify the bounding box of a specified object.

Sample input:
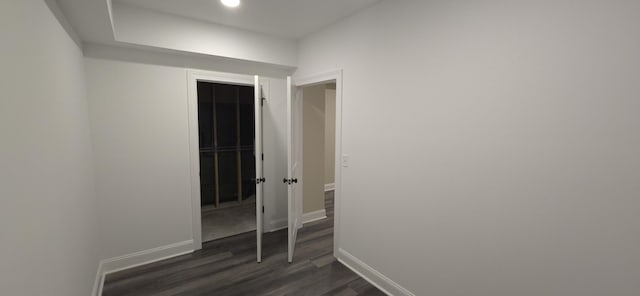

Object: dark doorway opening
[197,81,256,241]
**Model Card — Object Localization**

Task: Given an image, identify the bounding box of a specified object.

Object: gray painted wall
[0,1,99,295]
[85,54,289,261]
[297,0,640,295]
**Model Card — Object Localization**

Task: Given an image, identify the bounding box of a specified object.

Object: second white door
[286,76,303,263]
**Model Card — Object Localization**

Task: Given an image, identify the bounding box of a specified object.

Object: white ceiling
[115,0,382,39]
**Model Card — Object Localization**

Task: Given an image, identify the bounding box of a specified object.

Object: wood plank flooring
[103,192,384,296]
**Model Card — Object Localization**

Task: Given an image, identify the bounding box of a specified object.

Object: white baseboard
[324,183,335,192]
[302,209,327,224]
[92,240,194,296]
[337,248,415,296]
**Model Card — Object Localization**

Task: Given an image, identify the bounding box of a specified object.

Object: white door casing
[187,70,257,251]
[187,70,265,262]
[293,70,343,258]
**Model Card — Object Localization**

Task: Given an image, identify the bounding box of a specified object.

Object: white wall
[302,85,326,214]
[85,58,193,259]
[0,1,99,295]
[297,0,640,295]
[112,2,298,68]
[85,51,288,262]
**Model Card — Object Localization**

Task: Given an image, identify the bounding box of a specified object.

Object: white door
[254,76,264,263]
[286,76,303,263]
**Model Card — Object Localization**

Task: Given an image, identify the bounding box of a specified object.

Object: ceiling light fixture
[221,0,240,8]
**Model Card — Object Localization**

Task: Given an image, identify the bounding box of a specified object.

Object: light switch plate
[342,154,349,167]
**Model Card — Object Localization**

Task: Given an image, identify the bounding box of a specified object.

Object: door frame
[294,70,343,256]
[186,69,256,250]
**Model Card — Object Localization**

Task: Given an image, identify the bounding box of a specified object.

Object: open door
[255,76,264,263]
[286,76,303,263]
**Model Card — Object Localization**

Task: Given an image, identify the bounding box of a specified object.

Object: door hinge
[261,153,264,161]
[256,177,266,184]
[262,206,265,213]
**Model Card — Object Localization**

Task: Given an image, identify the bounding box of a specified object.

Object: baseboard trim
[337,248,415,296]
[92,240,194,296]
[324,183,335,192]
[302,209,327,224]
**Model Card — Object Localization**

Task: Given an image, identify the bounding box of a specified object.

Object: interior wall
[85,58,193,259]
[83,43,293,80]
[112,2,298,68]
[0,1,99,295]
[324,89,336,185]
[85,53,288,261]
[302,85,326,214]
[296,0,640,295]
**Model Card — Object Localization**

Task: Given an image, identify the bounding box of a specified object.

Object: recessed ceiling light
[221,0,240,8]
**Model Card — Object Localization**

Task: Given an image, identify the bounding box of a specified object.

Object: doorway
[286,71,343,262]
[188,71,264,261]
[196,81,256,242]
[301,83,336,225]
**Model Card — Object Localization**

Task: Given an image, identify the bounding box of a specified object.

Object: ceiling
[115,0,382,39]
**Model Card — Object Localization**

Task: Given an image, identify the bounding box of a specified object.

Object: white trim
[302,209,327,224]
[294,70,343,257]
[324,183,335,192]
[92,240,194,295]
[186,69,255,251]
[295,70,342,87]
[337,249,416,296]
[189,69,255,86]
[100,240,194,274]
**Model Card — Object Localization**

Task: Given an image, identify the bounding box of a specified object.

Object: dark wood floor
[103,192,384,296]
